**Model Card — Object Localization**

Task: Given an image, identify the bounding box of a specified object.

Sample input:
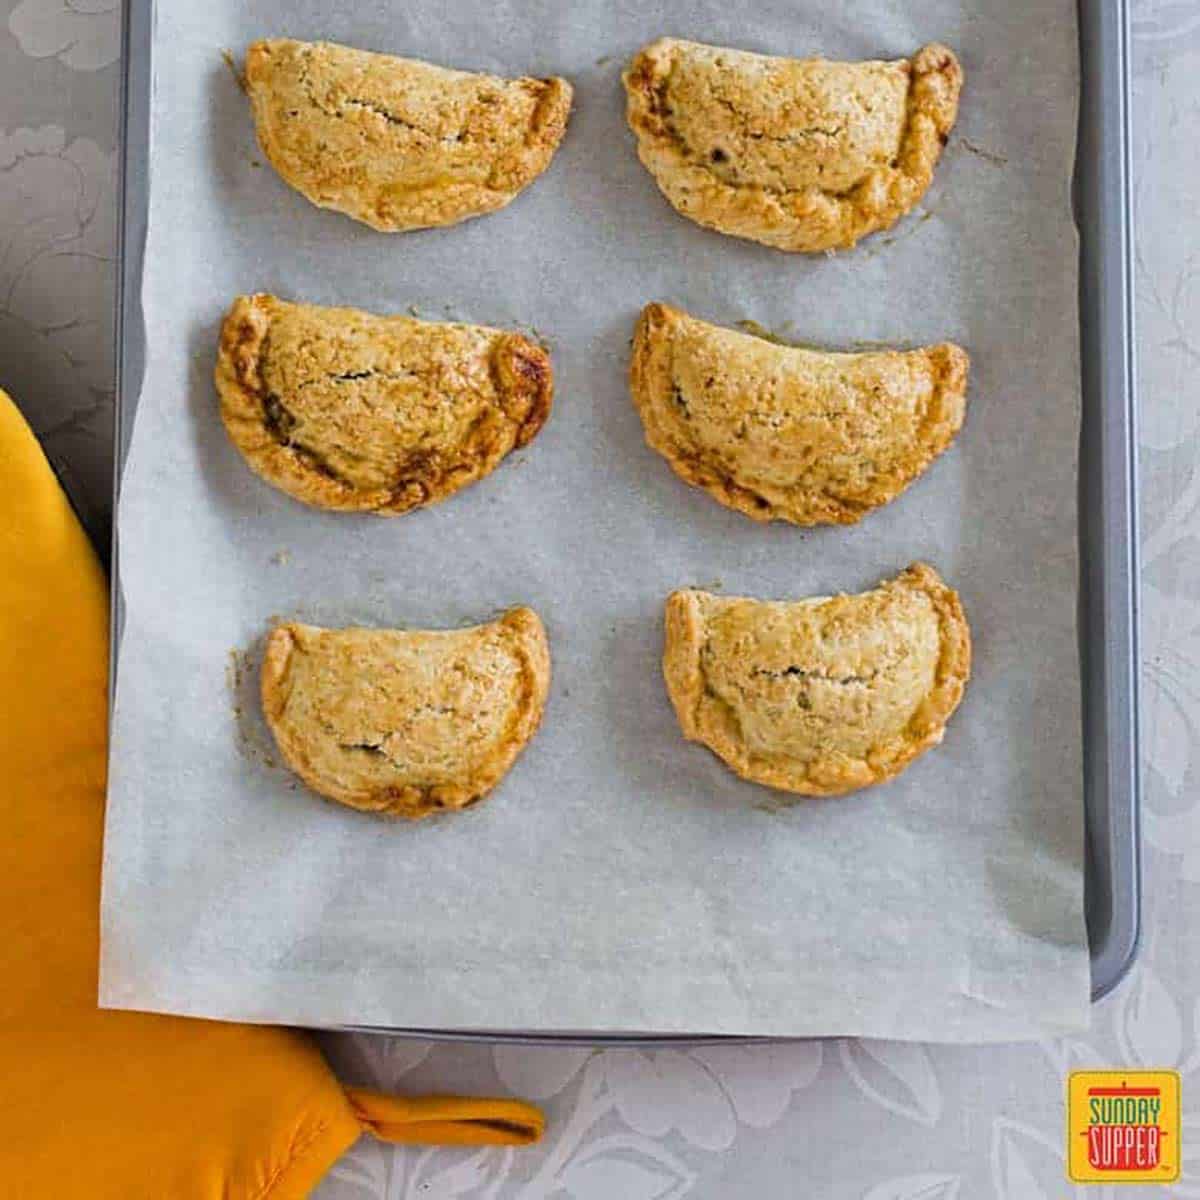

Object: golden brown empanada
[261,609,551,819]
[663,564,971,796]
[623,39,962,252]
[216,294,552,515]
[244,39,573,232]
[630,303,968,526]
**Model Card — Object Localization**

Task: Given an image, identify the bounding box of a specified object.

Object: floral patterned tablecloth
[0,2,1195,1195]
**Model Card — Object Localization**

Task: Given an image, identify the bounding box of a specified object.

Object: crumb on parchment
[959,137,1008,167]
[226,647,244,692]
[221,48,247,94]
[227,644,280,771]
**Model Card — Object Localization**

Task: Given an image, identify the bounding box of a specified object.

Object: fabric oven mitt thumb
[0,387,543,1198]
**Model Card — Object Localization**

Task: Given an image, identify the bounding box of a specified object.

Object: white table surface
[0,2,1194,1195]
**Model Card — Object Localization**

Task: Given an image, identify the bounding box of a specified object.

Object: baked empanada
[217,294,552,515]
[261,609,551,818]
[663,564,970,796]
[244,39,573,232]
[623,39,962,252]
[630,303,968,525]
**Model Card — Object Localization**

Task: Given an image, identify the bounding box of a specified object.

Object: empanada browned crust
[244,39,573,232]
[663,564,970,796]
[623,39,962,252]
[261,609,551,818]
[217,294,552,515]
[630,303,968,526]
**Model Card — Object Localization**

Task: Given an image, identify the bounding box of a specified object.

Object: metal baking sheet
[109,0,1139,1035]
[1075,0,1141,1002]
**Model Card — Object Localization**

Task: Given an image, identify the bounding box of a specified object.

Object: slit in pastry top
[216,294,552,515]
[663,564,971,797]
[261,609,551,819]
[244,39,573,232]
[623,38,962,252]
[630,303,968,526]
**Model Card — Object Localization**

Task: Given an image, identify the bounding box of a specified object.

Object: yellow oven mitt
[0,388,542,1198]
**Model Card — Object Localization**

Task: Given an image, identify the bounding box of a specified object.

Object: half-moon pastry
[217,294,552,515]
[630,303,968,525]
[244,39,573,232]
[663,564,970,796]
[623,39,962,252]
[261,608,551,818]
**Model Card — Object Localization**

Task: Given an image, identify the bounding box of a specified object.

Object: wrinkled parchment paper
[101,0,1090,1039]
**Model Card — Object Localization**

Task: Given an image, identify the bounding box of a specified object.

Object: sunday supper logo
[1068,1071,1181,1183]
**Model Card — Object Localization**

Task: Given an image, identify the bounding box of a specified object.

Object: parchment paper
[101,0,1090,1040]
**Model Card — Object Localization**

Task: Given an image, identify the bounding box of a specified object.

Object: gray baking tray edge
[109,0,1141,1039]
